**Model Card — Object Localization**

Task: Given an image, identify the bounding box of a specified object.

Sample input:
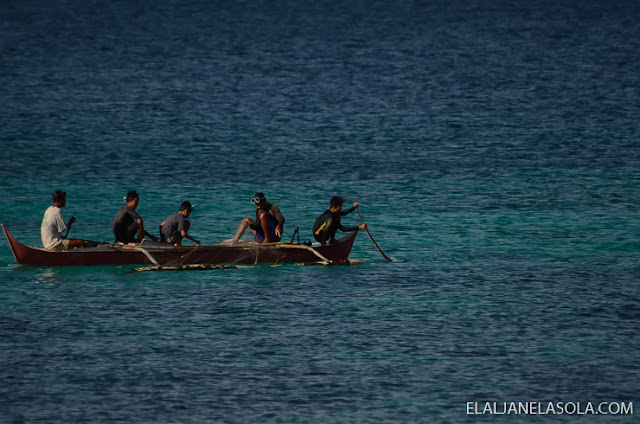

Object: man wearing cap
[41,190,86,250]
[159,201,201,246]
[230,192,285,244]
[112,190,157,244]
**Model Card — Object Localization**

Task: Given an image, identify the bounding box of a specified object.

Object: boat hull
[2,224,358,267]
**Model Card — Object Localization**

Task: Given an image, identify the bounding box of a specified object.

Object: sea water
[1,1,639,423]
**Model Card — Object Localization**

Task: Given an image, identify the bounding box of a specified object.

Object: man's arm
[136,218,145,241]
[341,202,358,216]
[272,205,285,238]
[180,230,201,245]
[339,223,366,233]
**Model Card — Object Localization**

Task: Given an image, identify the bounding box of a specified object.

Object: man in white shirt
[41,190,85,250]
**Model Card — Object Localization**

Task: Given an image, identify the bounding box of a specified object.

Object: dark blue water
[1,1,639,422]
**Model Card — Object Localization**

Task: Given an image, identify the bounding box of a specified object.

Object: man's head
[126,190,140,208]
[52,190,67,207]
[180,201,194,217]
[251,192,267,208]
[330,196,344,212]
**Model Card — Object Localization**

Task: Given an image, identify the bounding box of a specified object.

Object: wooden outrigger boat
[2,224,359,267]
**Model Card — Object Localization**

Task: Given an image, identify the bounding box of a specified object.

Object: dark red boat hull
[2,224,358,267]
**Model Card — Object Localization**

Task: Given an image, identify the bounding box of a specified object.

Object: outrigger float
[2,224,361,270]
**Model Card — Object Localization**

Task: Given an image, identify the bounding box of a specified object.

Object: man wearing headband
[41,190,86,250]
[313,196,365,245]
[230,192,285,244]
[159,201,201,246]
[112,190,158,244]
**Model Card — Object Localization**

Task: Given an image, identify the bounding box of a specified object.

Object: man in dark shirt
[229,192,285,244]
[112,190,157,243]
[313,196,365,245]
[159,201,201,246]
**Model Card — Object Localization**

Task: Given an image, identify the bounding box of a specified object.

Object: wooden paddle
[63,216,76,239]
[356,205,392,262]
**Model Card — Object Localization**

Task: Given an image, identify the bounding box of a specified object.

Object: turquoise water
[2,1,640,423]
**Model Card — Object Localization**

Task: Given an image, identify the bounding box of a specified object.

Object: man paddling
[159,201,201,246]
[112,190,158,244]
[313,196,365,245]
[41,190,85,250]
[230,192,285,244]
